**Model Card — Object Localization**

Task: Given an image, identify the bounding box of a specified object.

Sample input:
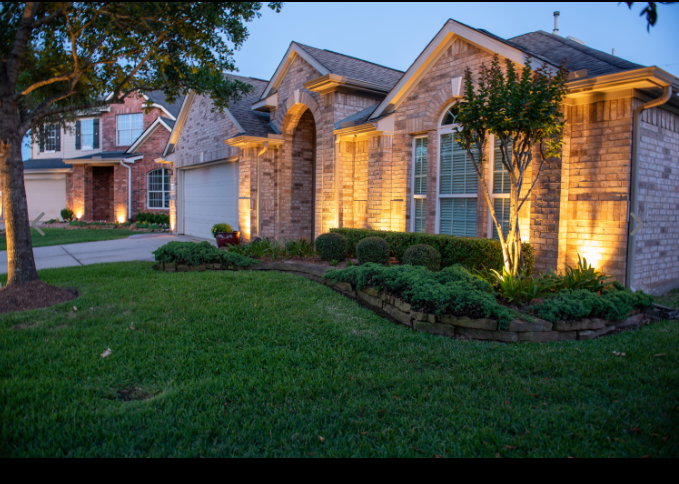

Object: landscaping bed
[0,280,77,314]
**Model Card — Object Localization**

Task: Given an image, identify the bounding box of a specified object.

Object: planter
[216,231,240,248]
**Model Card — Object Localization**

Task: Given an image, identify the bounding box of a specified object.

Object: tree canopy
[1,2,282,136]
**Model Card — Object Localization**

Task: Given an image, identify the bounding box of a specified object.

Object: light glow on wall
[76,212,82,220]
[117,213,126,224]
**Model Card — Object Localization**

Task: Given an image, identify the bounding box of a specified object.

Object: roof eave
[304,74,392,97]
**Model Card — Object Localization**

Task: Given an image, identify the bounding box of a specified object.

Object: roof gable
[370,19,558,120]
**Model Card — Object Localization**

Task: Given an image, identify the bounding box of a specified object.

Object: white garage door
[184,162,239,239]
[24,174,67,222]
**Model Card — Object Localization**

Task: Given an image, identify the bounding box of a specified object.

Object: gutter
[625,85,673,289]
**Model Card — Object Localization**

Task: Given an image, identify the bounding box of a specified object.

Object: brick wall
[129,126,173,217]
[632,103,679,292]
[101,94,163,152]
[558,99,633,282]
[290,109,316,240]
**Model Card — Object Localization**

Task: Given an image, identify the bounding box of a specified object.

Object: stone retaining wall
[153,260,654,342]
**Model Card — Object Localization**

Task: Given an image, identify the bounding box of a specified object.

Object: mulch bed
[0,280,78,314]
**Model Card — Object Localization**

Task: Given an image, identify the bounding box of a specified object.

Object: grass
[1,262,678,457]
[0,228,135,251]
[657,289,679,310]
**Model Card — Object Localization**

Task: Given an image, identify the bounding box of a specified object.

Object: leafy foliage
[331,228,534,275]
[556,255,612,293]
[403,244,441,272]
[625,2,674,30]
[284,238,316,258]
[69,221,87,227]
[356,237,391,265]
[153,241,257,267]
[455,55,568,276]
[532,286,654,323]
[60,208,74,222]
[490,268,558,305]
[315,233,348,261]
[324,263,519,329]
[211,223,234,238]
[136,212,170,225]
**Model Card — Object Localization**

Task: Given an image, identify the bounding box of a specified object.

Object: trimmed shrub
[153,241,258,267]
[357,237,390,265]
[324,263,518,329]
[330,227,535,275]
[136,212,169,225]
[69,221,87,227]
[532,287,653,323]
[403,244,441,272]
[61,208,74,222]
[315,233,348,261]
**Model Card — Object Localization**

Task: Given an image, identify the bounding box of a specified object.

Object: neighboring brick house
[122,20,679,294]
[16,92,183,223]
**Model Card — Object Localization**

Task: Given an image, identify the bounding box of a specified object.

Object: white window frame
[80,118,95,151]
[147,168,172,210]
[410,136,428,233]
[435,103,478,235]
[44,125,58,153]
[117,113,144,146]
[487,134,511,239]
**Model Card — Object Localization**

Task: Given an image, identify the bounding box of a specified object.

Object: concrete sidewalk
[0,233,212,274]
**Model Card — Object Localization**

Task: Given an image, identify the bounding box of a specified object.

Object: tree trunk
[0,101,39,286]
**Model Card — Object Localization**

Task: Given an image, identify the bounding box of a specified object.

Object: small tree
[456,55,568,277]
[0,2,281,287]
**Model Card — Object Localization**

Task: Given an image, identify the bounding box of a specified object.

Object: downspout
[121,159,133,221]
[625,85,673,289]
[257,143,268,238]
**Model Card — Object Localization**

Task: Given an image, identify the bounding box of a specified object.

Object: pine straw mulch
[0,280,78,314]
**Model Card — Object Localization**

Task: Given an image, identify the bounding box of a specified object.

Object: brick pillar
[367,134,393,231]
[239,146,255,241]
[113,163,128,222]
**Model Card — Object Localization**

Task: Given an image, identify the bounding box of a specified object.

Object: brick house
[164,19,679,294]
[17,92,183,223]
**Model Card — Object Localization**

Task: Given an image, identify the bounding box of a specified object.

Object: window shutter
[93,118,99,149]
[55,125,61,152]
[39,125,45,152]
[492,198,511,240]
[493,136,512,194]
[75,120,81,150]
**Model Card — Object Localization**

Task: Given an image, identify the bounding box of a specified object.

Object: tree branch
[32,8,62,29]
[517,143,547,214]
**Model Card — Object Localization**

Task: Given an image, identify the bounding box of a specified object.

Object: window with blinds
[440,198,477,237]
[414,198,427,233]
[439,133,478,195]
[492,197,511,240]
[493,136,512,194]
[414,138,428,195]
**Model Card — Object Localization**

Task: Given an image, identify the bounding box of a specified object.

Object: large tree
[456,56,568,277]
[0,2,281,287]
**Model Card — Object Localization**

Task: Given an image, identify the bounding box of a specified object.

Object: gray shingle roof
[24,159,70,170]
[295,43,404,88]
[67,151,128,161]
[509,31,644,79]
[146,91,185,118]
[335,104,379,129]
[159,117,175,129]
[225,75,273,138]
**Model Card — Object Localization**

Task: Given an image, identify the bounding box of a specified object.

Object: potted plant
[211,223,240,248]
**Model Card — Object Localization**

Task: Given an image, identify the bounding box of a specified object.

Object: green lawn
[657,289,679,310]
[1,262,677,457]
[0,228,135,251]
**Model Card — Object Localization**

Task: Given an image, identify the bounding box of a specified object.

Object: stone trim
[154,260,657,342]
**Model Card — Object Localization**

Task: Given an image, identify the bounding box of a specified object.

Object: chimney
[553,11,560,35]
[612,48,616,56]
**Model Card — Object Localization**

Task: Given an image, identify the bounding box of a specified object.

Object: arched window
[436,102,478,237]
[148,168,171,209]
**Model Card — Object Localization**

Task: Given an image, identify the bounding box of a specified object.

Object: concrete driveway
[0,234,212,274]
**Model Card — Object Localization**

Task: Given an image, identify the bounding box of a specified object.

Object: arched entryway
[290,109,316,241]
[279,104,319,242]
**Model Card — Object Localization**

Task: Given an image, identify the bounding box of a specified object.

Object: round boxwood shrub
[403,244,442,272]
[356,237,390,265]
[315,233,348,261]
